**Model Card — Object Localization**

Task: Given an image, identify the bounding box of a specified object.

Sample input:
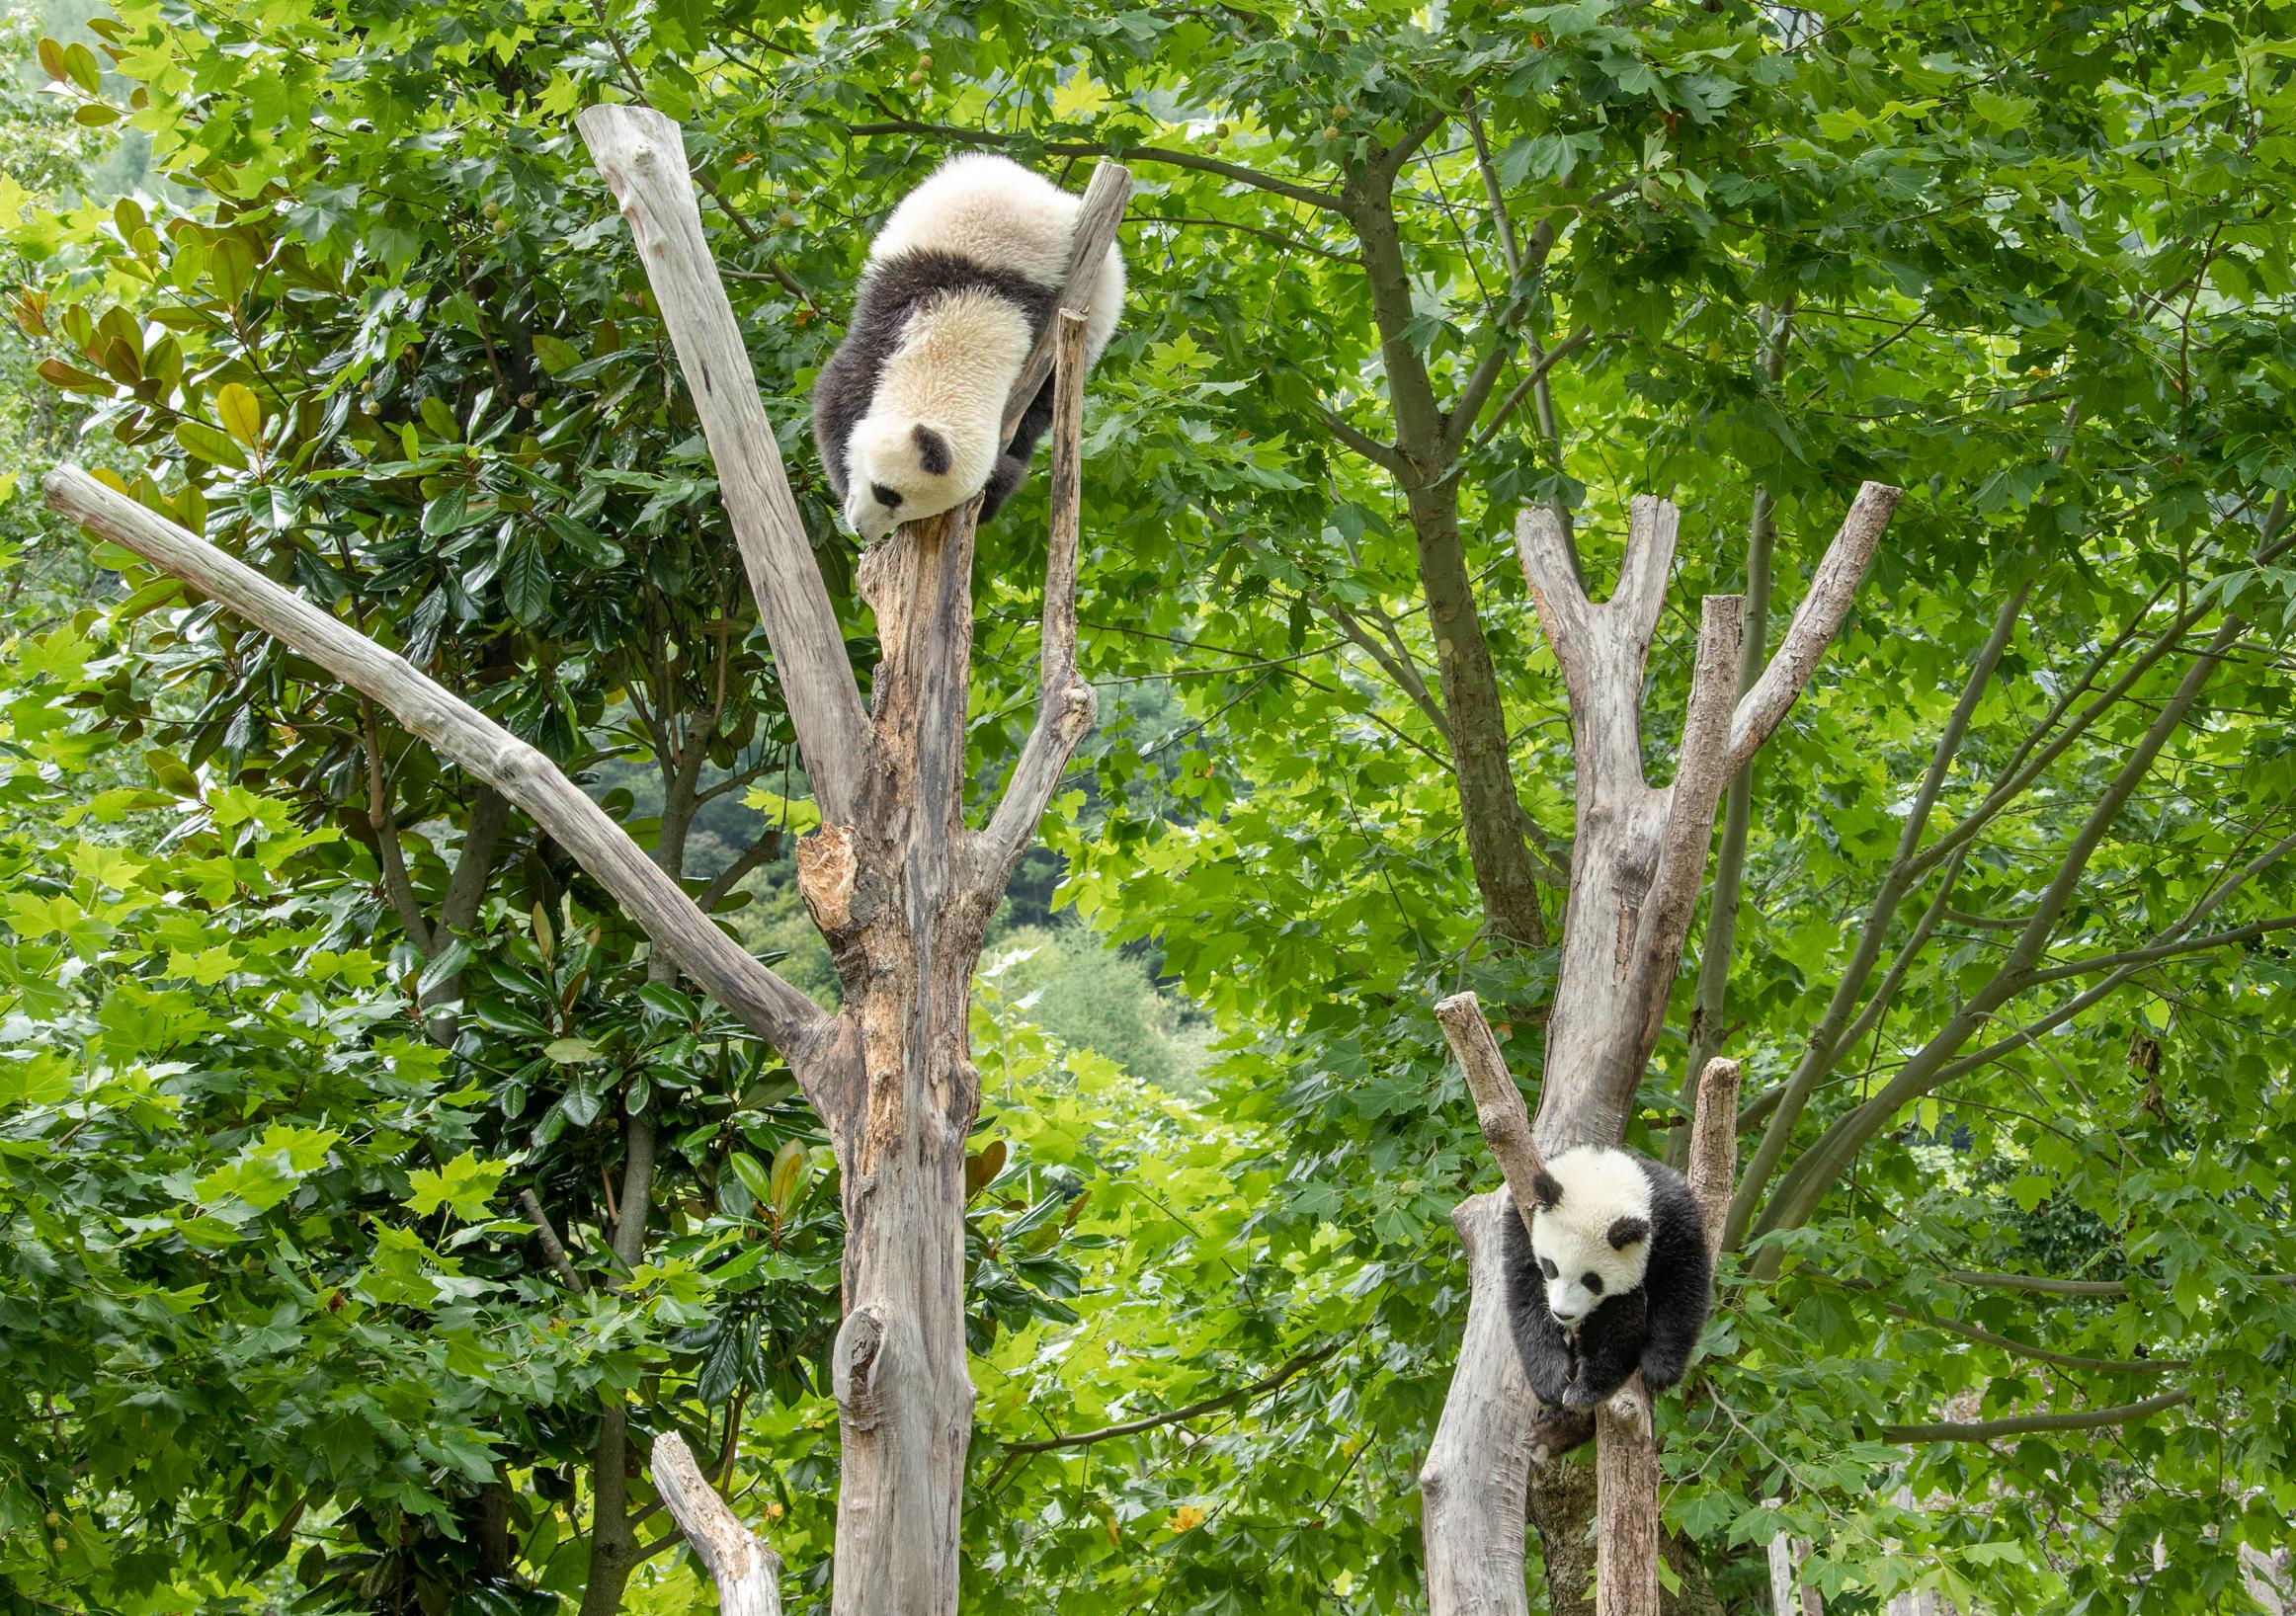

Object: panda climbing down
[811,153,1125,542]
[1501,1145,1712,1454]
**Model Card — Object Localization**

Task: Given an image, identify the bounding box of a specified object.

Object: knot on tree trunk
[834,1307,888,1430]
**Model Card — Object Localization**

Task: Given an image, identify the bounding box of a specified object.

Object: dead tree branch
[649,1431,784,1616]
[41,468,834,1066]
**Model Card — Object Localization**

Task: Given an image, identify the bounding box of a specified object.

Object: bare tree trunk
[46,105,1129,1616]
[1420,487,1898,1616]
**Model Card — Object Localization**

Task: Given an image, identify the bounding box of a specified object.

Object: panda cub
[811,153,1125,542]
[1501,1145,1711,1452]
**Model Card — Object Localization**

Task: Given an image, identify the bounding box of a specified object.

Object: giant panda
[1500,1145,1712,1456]
[810,153,1126,542]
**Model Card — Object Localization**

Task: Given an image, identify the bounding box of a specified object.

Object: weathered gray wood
[1726,481,1900,772]
[1684,1058,1742,1260]
[50,122,1131,1616]
[1768,1531,1798,1616]
[577,106,873,823]
[1513,485,1899,1152]
[650,1432,784,1616]
[1000,164,1132,445]
[40,467,833,1067]
[1419,1191,1539,1616]
[1595,1058,1740,1616]
[574,124,1127,1616]
[976,309,1098,884]
[1435,992,1547,1233]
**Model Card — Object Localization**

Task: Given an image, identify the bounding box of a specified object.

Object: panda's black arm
[1635,1222,1713,1395]
[979,375,1058,524]
[1509,1296,1577,1407]
[1563,1297,1647,1409]
[1499,1208,1575,1407]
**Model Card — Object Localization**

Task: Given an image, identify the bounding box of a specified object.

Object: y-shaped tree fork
[1423,484,1901,1616]
[45,106,1131,1616]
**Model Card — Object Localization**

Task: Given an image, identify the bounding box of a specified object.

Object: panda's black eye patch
[1538,1257,1558,1280]
[871,484,903,510]
[1582,1272,1603,1295]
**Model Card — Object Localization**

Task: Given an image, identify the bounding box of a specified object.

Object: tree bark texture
[48,104,1129,1616]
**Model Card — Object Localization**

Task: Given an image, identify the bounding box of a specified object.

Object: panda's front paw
[1561,1382,1602,1413]
[1521,1352,1573,1407]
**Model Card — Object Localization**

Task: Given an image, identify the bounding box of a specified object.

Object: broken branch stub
[649,1432,784,1616]
[1435,991,1546,1233]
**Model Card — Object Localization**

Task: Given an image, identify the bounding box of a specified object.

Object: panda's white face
[844,284,1027,540]
[844,415,980,541]
[1529,1147,1654,1328]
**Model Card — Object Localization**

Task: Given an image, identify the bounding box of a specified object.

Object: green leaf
[416,937,474,1003]
[728,1150,774,1206]
[37,360,111,394]
[62,40,101,94]
[206,236,256,304]
[501,538,549,624]
[404,1152,509,1220]
[421,487,471,536]
[215,381,264,449]
[768,1139,810,1216]
[636,982,697,1023]
[174,420,248,470]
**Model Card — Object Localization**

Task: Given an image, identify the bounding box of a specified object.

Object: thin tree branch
[1002,163,1132,445]
[1464,97,1520,279]
[1435,992,1545,1235]
[1726,481,1903,772]
[697,829,786,912]
[1321,406,1413,477]
[2020,907,2296,987]
[1455,324,1598,461]
[1877,1389,2189,1444]
[1757,614,2251,1241]
[844,120,1343,213]
[520,1188,588,1295]
[648,1432,784,1616]
[1808,1268,2188,1373]
[976,311,1099,884]
[362,700,434,956]
[1726,583,2025,1246]
[999,1339,1342,1453]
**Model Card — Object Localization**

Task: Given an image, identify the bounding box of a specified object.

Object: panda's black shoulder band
[858,249,1061,332]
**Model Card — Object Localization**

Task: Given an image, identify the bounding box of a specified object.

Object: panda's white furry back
[811,154,1125,541]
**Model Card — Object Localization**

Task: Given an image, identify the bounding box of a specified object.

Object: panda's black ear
[1531,1170,1564,1211]
[1605,1215,1649,1250]
[913,424,952,475]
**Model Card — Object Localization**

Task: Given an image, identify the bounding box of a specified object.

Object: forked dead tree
[1421,485,1902,1615]
[45,105,1130,1616]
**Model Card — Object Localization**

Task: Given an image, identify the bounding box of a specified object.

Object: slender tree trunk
[1407,480,1549,950]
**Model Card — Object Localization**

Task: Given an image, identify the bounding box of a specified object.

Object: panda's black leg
[977,451,1031,524]
[1562,1302,1647,1410]
[977,375,1058,524]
